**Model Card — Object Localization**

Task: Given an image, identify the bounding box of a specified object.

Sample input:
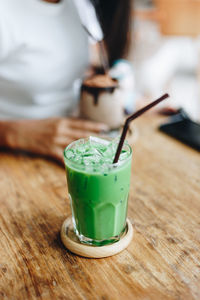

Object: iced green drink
[64,137,132,246]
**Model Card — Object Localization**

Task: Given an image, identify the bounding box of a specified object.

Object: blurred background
[129,0,200,121]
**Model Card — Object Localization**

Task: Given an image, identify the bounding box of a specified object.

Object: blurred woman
[0,0,132,162]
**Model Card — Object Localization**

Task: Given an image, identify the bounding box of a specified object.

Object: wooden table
[0,116,200,300]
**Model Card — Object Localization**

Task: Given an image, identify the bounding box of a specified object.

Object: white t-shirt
[0,0,89,119]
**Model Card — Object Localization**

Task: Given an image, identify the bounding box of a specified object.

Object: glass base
[73,221,127,247]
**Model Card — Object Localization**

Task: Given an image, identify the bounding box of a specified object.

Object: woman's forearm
[0,118,108,162]
[0,120,27,149]
[0,120,33,150]
[0,120,13,148]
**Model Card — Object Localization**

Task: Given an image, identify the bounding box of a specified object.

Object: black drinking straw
[98,40,109,74]
[82,26,109,74]
[113,93,170,164]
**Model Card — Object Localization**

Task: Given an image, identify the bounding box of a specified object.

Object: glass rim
[63,137,132,173]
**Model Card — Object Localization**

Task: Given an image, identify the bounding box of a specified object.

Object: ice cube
[83,154,102,166]
[89,136,109,155]
[103,137,120,158]
[83,156,101,166]
[119,143,130,161]
[65,149,75,160]
[82,147,103,166]
[89,136,110,146]
[72,152,84,164]
[76,145,87,154]
[119,150,129,161]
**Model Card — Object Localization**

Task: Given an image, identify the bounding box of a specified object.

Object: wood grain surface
[0,116,200,300]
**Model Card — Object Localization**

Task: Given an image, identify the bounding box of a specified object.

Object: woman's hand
[0,118,108,163]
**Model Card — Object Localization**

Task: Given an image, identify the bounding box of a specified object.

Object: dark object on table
[159,109,200,151]
[158,106,180,116]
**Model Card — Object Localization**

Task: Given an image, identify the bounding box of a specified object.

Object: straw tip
[163,93,170,99]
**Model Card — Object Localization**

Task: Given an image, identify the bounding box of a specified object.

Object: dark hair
[91,0,132,66]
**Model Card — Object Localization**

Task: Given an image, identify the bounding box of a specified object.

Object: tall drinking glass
[64,137,132,246]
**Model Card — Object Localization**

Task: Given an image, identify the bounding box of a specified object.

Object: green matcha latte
[64,136,132,246]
